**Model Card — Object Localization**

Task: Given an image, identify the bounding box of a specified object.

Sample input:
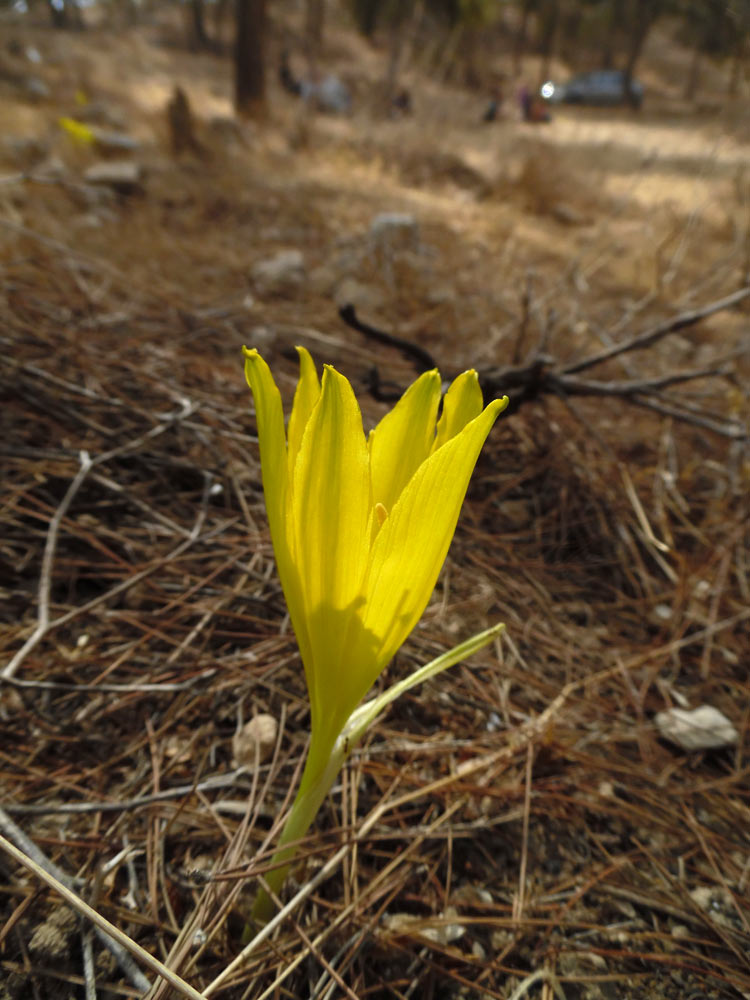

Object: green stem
[250,622,505,923]
[251,736,348,923]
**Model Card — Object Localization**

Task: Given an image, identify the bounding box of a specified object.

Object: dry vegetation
[1,5,749,999]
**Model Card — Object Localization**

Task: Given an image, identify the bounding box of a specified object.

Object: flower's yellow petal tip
[242,345,259,360]
[494,395,510,414]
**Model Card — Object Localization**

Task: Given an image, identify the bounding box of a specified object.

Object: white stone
[251,249,305,295]
[83,160,142,192]
[232,714,278,768]
[369,212,419,253]
[90,128,141,153]
[655,705,738,751]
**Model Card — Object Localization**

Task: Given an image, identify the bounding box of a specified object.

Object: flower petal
[361,396,509,672]
[368,370,442,514]
[243,347,312,674]
[291,365,373,729]
[242,347,288,551]
[433,370,484,452]
[287,346,320,483]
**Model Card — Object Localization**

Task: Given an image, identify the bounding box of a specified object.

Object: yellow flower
[244,347,508,778]
[58,116,95,145]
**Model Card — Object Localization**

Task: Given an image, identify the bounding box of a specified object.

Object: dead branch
[562,286,750,376]
[340,287,749,439]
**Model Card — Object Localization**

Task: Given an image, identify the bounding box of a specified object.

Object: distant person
[391,89,412,117]
[518,83,550,123]
[529,96,551,123]
[517,83,532,121]
[279,49,351,114]
[482,87,503,123]
[280,50,302,96]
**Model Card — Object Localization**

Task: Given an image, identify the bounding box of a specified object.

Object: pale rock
[369,212,419,254]
[83,160,143,193]
[252,249,305,296]
[29,908,76,959]
[89,128,141,154]
[655,705,738,751]
[551,202,587,226]
[35,155,66,180]
[426,286,456,306]
[76,102,128,130]
[300,74,351,113]
[4,135,49,168]
[232,714,278,768]
[22,76,50,101]
[334,277,385,312]
[382,907,465,945]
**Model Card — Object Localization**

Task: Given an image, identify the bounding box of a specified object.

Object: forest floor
[1,6,750,1000]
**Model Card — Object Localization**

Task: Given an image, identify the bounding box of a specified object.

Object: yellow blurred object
[59,117,95,145]
[74,89,88,106]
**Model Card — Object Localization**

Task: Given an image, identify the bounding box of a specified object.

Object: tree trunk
[559,6,582,63]
[512,0,534,75]
[537,0,559,85]
[384,20,404,111]
[602,0,625,69]
[235,0,266,118]
[189,0,211,50]
[304,0,325,79]
[728,33,746,95]
[46,0,68,28]
[684,36,702,100]
[622,0,661,106]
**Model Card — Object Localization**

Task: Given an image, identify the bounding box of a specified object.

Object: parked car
[540,69,644,109]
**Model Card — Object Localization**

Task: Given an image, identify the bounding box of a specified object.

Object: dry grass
[1,8,750,1000]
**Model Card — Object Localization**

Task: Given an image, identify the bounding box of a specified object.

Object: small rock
[655,705,738,751]
[452,883,493,906]
[206,115,248,147]
[426,286,456,307]
[22,76,50,101]
[382,907,465,945]
[301,74,351,113]
[232,714,278,767]
[75,102,128,130]
[689,885,737,928]
[3,134,49,169]
[251,249,305,296]
[333,277,385,312]
[369,212,419,254]
[83,160,143,193]
[35,155,66,179]
[89,128,141,154]
[29,908,76,960]
[551,202,587,226]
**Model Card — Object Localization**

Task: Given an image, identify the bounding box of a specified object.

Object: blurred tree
[727,0,750,94]
[350,0,383,37]
[188,0,211,50]
[536,0,559,81]
[512,0,538,72]
[676,0,742,98]
[305,0,326,76]
[621,0,664,104]
[44,0,84,29]
[235,0,266,117]
[601,0,626,67]
[346,0,417,108]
